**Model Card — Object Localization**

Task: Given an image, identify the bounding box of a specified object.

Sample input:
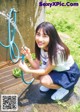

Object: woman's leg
[40,75,61,89]
[40,75,69,100]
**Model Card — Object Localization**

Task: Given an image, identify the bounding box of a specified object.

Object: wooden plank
[0,63,33,90]
[0,74,32,90]
[0,61,11,69]
[0,70,13,78]
[0,64,18,73]
[0,75,14,83]
[0,73,32,83]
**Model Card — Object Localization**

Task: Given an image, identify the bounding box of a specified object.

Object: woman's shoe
[40,86,49,92]
[51,87,69,100]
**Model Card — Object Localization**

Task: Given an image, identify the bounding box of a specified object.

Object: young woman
[19,22,80,100]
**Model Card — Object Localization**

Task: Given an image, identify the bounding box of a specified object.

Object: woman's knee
[40,75,53,85]
[40,78,47,85]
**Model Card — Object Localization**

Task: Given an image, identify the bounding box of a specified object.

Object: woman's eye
[43,35,47,38]
[36,33,40,36]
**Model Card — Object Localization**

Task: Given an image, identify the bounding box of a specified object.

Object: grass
[45,0,80,68]
[69,103,80,112]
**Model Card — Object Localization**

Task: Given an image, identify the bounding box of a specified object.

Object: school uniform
[40,46,80,90]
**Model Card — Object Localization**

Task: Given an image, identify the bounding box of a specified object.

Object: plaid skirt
[49,63,80,90]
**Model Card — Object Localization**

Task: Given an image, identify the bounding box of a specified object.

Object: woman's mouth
[37,42,44,46]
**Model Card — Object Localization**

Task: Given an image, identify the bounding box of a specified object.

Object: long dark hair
[35,22,70,64]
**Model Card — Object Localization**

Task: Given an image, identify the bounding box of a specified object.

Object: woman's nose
[38,36,43,41]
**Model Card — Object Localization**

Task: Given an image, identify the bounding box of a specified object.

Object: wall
[0,0,45,62]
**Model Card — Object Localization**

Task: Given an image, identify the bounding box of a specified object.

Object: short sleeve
[56,50,65,65]
[52,50,65,66]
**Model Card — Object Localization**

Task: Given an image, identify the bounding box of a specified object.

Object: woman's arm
[28,58,40,69]
[19,61,55,76]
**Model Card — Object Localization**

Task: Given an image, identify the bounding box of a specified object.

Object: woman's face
[35,28,50,51]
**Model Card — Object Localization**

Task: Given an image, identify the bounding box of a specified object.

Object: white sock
[40,86,49,92]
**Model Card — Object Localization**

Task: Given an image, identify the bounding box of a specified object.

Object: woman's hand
[19,60,29,72]
[21,46,32,60]
[32,74,39,79]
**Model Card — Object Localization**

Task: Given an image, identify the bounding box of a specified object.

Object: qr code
[1,94,18,111]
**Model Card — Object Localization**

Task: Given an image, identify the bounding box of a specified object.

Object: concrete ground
[0,78,80,112]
